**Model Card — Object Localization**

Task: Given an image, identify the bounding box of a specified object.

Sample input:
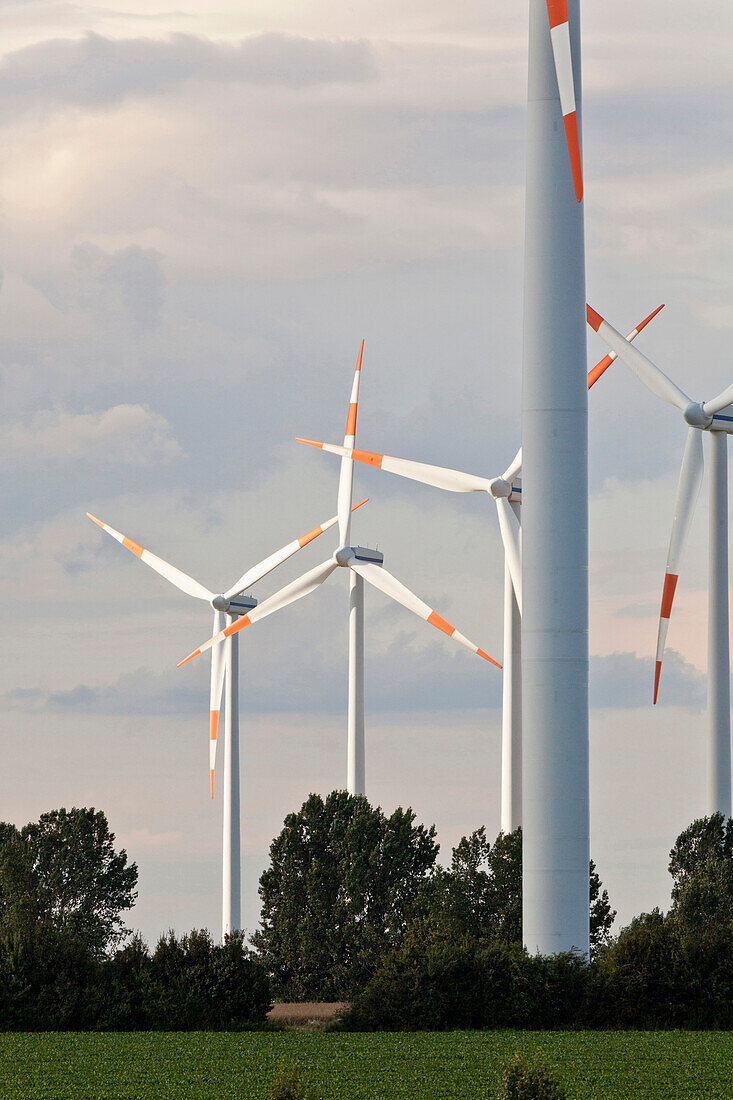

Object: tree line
[0,808,270,1029]
[1,798,732,1029]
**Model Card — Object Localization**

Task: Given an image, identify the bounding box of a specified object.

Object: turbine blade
[703,384,733,419]
[86,513,213,601]
[501,448,523,485]
[653,427,704,703]
[586,306,690,412]
[587,304,665,389]
[179,558,338,667]
[209,609,226,798]
[349,558,501,668]
[337,341,364,546]
[223,499,367,601]
[546,1,583,202]
[495,498,522,615]
[297,440,492,493]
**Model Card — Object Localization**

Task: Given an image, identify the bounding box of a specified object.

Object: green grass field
[0,1031,731,1100]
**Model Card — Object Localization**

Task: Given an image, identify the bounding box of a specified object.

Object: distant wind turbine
[179,343,501,797]
[87,501,364,936]
[587,304,733,817]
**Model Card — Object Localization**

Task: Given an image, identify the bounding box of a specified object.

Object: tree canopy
[0,807,138,955]
[251,791,439,999]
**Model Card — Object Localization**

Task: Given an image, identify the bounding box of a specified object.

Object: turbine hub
[683,402,710,429]
[211,595,230,612]
[488,477,511,499]
[335,547,355,567]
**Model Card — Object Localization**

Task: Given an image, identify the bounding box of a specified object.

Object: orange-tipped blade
[587,304,665,389]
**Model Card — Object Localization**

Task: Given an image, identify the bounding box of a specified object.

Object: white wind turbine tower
[296,306,663,833]
[587,305,733,817]
[179,345,501,796]
[87,501,364,937]
[521,0,587,955]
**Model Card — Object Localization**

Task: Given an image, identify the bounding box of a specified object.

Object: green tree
[589,859,616,954]
[668,813,733,930]
[252,791,439,1000]
[16,808,137,954]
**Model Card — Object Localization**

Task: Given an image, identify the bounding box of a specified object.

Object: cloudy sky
[1,0,731,944]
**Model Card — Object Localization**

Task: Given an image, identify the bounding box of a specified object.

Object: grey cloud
[0,32,376,116]
[590,651,705,711]
[2,648,706,720]
[29,242,167,333]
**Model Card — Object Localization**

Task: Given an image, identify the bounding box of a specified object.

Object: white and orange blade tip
[546,0,583,202]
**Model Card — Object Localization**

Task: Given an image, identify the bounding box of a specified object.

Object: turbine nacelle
[211,594,258,614]
[336,546,384,568]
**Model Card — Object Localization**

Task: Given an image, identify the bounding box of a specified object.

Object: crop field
[0,1031,731,1100]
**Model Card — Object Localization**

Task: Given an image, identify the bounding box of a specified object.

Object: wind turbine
[86,501,364,936]
[587,304,733,817]
[296,306,664,833]
[179,344,502,797]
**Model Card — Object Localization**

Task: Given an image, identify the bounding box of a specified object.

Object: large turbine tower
[521,0,589,955]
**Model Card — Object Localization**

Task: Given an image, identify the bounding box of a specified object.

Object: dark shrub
[496,1054,567,1099]
[266,1064,319,1100]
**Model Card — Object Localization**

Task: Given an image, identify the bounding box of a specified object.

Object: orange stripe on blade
[224,615,251,637]
[296,438,324,449]
[653,660,662,705]
[345,402,358,438]
[86,513,105,529]
[546,0,568,29]
[355,340,364,371]
[299,525,323,548]
[210,769,215,799]
[122,536,144,558]
[209,711,219,742]
[660,573,678,619]
[427,611,455,637]
[563,112,583,202]
[636,303,665,333]
[587,354,613,389]
[353,449,383,469]
[178,648,201,667]
[478,649,502,669]
[586,304,603,332]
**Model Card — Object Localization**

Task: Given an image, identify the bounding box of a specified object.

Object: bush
[266,1064,319,1100]
[345,932,591,1031]
[497,1054,567,1100]
[0,926,271,1031]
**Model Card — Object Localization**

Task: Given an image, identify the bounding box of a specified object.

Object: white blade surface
[209,609,226,798]
[179,558,338,666]
[653,427,704,704]
[495,498,522,615]
[86,513,213,601]
[222,500,365,601]
[704,385,733,419]
[349,558,501,667]
[298,440,492,493]
[586,307,690,412]
[501,448,523,485]
[337,341,364,545]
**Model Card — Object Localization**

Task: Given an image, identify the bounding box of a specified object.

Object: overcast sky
[1,0,731,944]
